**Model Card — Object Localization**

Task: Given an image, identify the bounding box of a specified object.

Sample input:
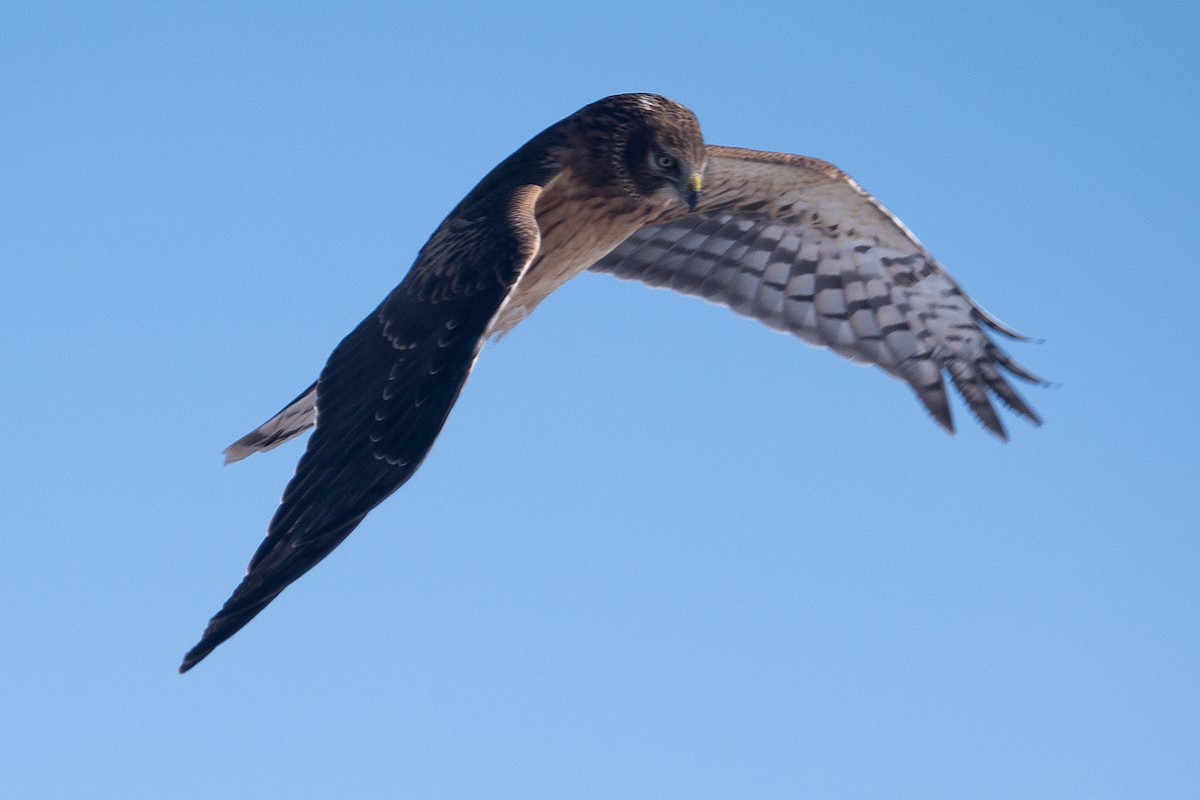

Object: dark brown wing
[590,145,1044,437]
[180,163,559,671]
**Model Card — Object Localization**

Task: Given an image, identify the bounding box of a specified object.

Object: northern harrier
[181,94,1043,672]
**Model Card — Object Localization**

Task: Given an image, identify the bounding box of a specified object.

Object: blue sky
[2,2,1197,798]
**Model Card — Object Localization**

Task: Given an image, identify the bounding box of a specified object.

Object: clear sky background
[2,2,1197,798]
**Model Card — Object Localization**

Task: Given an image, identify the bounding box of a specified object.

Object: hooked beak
[683,171,703,211]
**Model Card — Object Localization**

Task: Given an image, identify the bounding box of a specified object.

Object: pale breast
[487,172,671,337]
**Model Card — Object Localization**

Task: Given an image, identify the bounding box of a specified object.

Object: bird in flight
[181,94,1043,672]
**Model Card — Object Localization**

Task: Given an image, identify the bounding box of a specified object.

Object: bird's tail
[224,382,318,464]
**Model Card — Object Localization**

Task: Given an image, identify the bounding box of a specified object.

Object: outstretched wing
[180,182,547,672]
[590,145,1044,437]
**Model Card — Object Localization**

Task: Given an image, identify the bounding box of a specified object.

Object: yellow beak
[684,172,703,211]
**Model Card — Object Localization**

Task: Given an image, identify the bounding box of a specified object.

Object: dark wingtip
[178,578,277,675]
[179,645,205,674]
[931,410,955,436]
[972,306,1039,343]
[179,628,224,673]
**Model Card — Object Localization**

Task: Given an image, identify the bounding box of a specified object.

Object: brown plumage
[181,94,1043,672]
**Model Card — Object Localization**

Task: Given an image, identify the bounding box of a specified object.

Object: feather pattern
[591,145,1045,437]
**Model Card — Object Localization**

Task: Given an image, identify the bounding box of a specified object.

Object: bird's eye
[655,154,677,170]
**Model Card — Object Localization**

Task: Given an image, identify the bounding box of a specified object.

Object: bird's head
[574,93,707,211]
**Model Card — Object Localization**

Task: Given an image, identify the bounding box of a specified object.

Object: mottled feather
[591,145,1045,438]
